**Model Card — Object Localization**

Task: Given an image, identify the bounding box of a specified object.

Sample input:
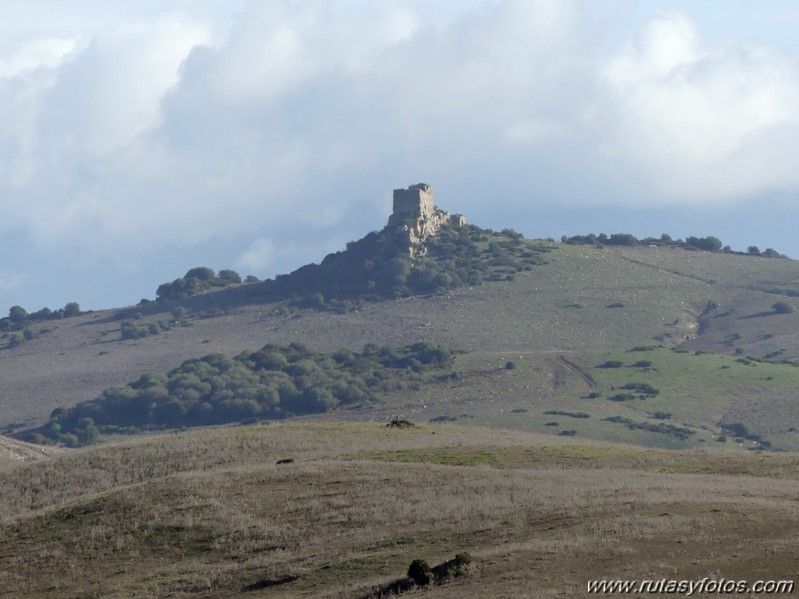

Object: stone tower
[391,183,435,221]
[385,183,465,260]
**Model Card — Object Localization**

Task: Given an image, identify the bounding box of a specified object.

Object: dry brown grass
[1,423,799,598]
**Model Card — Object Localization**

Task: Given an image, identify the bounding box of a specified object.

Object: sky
[2,0,799,312]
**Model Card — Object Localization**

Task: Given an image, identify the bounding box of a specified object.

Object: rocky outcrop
[384,183,465,261]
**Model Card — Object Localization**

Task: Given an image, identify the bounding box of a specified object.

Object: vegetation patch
[596,360,624,369]
[543,410,590,419]
[560,232,785,257]
[604,416,694,440]
[620,382,660,396]
[360,553,472,598]
[0,302,84,349]
[28,342,458,446]
[250,224,550,313]
[156,267,254,302]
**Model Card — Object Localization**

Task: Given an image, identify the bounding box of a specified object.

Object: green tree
[63,302,81,317]
[218,269,242,284]
[185,266,216,280]
[9,305,28,324]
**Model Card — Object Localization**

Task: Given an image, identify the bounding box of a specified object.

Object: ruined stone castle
[385,183,465,260]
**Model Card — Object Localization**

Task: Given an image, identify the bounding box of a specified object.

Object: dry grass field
[1,423,798,598]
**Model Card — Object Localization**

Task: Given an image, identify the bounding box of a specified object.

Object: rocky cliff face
[384,183,465,261]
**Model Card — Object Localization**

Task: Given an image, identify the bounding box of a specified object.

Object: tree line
[560,233,785,257]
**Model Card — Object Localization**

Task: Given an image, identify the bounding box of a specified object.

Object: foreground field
[1,423,797,598]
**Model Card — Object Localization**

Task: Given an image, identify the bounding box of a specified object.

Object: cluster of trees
[156,267,259,302]
[151,222,549,313]
[604,415,694,440]
[120,319,173,340]
[1,302,82,332]
[1,302,83,348]
[561,233,784,257]
[31,341,457,446]
[262,224,550,313]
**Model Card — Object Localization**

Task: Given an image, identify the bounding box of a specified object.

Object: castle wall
[385,183,464,261]
[392,183,434,217]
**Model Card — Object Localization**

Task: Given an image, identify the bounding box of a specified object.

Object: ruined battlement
[385,183,465,260]
[392,183,435,218]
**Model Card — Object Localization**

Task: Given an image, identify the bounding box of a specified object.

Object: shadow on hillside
[739,310,783,320]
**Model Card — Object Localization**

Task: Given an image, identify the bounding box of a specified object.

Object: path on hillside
[618,255,717,285]
[554,355,597,393]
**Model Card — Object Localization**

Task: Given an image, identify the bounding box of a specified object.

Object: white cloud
[601,12,799,202]
[0,37,81,79]
[1,0,799,273]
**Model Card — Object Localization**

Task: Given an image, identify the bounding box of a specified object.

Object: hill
[5,184,799,596]
[2,423,798,597]
[4,184,799,450]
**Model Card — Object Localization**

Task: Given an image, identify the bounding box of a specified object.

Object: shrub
[407,559,432,586]
[621,382,660,396]
[596,360,623,368]
[721,422,749,438]
[773,301,794,314]
[607,393,636,402]
[505,361,517,370]
[543,410,590,419]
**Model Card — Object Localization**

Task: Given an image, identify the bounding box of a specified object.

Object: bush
[721,422,749,438]
[596,360,623,368]
[607,393,636,402]
[505,361,517,370]
[407,559,432,586]
[621,382,660,396]
[773,301,794,314]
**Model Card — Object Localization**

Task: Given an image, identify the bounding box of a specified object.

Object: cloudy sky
[2,0,799,312]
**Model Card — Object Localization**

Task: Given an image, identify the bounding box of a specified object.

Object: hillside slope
[1,423,798,598]
[5,242,799,449]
